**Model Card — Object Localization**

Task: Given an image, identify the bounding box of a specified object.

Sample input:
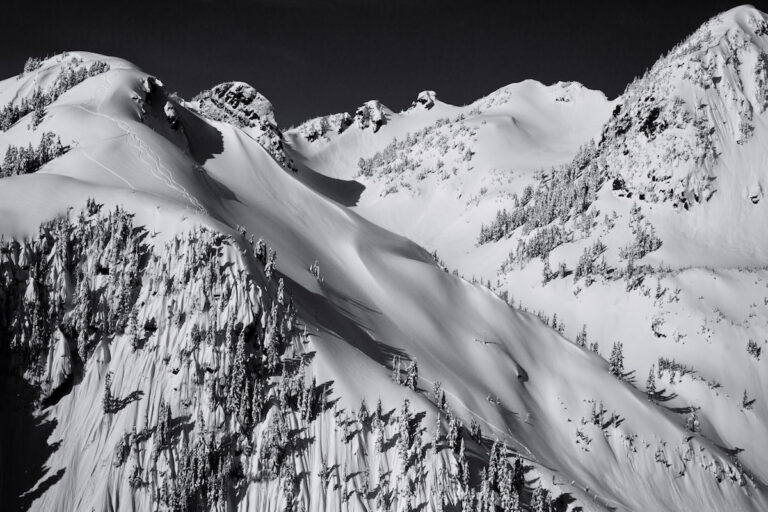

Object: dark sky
[0,0,750,126]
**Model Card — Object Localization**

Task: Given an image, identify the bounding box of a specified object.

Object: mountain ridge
[1,6,768,512]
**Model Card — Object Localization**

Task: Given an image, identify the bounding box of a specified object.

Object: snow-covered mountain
[2,5,768,512]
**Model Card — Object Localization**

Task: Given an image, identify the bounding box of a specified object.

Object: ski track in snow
[80,150,135,190]
[73,72,207,214]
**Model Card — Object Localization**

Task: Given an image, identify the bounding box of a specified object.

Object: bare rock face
[410,90,437,110]
[354,100,389,132]
[163,101,178,128]
[192,82,295,170]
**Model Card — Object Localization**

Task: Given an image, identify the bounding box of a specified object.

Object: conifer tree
[103,371,115,413]
[531,486,552,512]
[541,258,552,285]
[458,438,469,488]
[265,249,277,280]
[309,260,321,280]
[432,380,447,410]
[357,398,369,427]
[447,413,461,452]
[743,389,754,410]
[252,378,265,424]
[158,400,173,449]
[128,306,141,352]
[255,237,266,264]
[461,488,475,512]
[405,359,418,390]
[374,422,385,453]
[609,341,624,378]
[32,100,45,128]
[397,399,411,462]
[391,355,401,384]
[227,329,248,415]
[432,413,441,454]
[469,417,481,442]
[646,365,656,400]
[511,456,525,491]
[576,324,587,348]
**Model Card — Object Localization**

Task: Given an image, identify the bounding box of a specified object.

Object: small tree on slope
[646,365,657,400]
[609,341,624,378]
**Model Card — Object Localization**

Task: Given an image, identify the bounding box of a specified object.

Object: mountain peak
[710,4,767,35]
[354,99,391,132]
[192,81,276,128]
[410,90,437,110]
[595,5,768,208]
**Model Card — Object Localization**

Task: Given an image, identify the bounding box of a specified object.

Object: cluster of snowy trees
[477,207,529,244]
[478,141,601,247]
[0,131,65,177]
[391,355,419,390]
[0,197,584,511]
[460,440,562,512]
[1,56,109,131]
[0,201,142,390]
[0,200,307,507]
[513,225,568,264]
[746,339,762,360]
[573,239,608,283]
[756,51,768,112]
[22,56,44,74]
[295,112,353,142]
[357,114,476,182]
[619,203,663,261]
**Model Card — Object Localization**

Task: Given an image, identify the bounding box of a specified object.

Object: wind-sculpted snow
[4,8,768,510]
[0,201,574,512]
[0,51,594,512]
[284,6,768,512]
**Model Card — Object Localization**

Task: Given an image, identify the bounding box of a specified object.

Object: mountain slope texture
[2,5,768,512]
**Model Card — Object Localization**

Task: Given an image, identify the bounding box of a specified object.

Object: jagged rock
[192,81,296,170]
[411,90,437,110]
[355,100,389,132]
[195,81,275,128]
[141,76,162,95]
[163,101,178,128]
[294,112,353,141]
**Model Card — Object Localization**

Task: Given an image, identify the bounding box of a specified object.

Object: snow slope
[285,81,613,272]
[286,5,768,511]
[1,8,767,511]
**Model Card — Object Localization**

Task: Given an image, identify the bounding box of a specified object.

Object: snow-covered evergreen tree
[609,341,624,378]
